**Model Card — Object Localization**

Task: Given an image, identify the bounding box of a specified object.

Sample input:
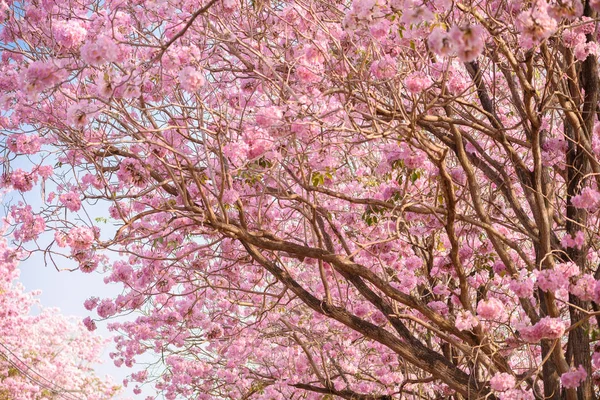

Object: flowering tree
[0,232,118,399]
[4,0,600,398]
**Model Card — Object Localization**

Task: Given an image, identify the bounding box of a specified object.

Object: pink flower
[350,0,383,20]
[10,169,36,192]
[37,165,54,179]
[428,27,453,57]
[370,56,397,80]
[52,19,87,50]
[178,66,205,92]
[561,366,587,389]
[369,18,391,39]
[490,373,516,392]
[447,74,469,95]
[428,301,449,316]
[222,189,240,204]
[548,0,583,20]
[255,106,284,127]
[449,24,485,62]
[7,134,42,154]
[83,316,97,331]
[404,71,432,94]
[476,298,504,320]
[455,310,479,331]
[592,280,600,303]
[117,158,147,187]
[84,297,100,311]
[561,231,585,249]
[570,274,596,301]
[572,187,600,210]
[11,204,46,242]
[519,317,566,342]
[66,226,95,250]
[66,102,96,128]
[404,255,423,270]
[81,36,119,65]
[516,2,558,49]
[499,389,535,399]
[574,41,599,61]
[54,231,68,248]
[96,299,117,318]
[296,65,320,83]
[537,262,578,293]
[59,191,82,212]
[21,60,65,96]
[400,1,433,24]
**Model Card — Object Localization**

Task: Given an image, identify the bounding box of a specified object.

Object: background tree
[3,0,600,398]
[0,230,118,399]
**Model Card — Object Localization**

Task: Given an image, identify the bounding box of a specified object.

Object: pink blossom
[37,165,54,179]
[498,389,535,400]
[449,24,485,62]
[490,373,516,392]
[571,187,600,210]
[404,71,432,94]
[256,106,284,127]
[21,60,65,96]
[560,365,587,389]
[428,27,454,57]
[476,298,504,320]
[404,255,423,270]
[179,66,206,92]
[519,317,566,342]
[222,189,240,204]
[296,65,320,83]
[96,299,117,318]
[593,351,600,369]
[574,41,599,61]
[570,274,596,301]
[370,56,397,80]
[84,297,100,311]
[592,280,600,303]
[350,0,383,20]
[66,102,96,128]
[81,36,119,65]
[117,158,147,187]
[548,0,583,20]
[369,18,391,39]
[537,263,578,293]
[455,310,479,331]
[516,2,558,48]
[83,316,97,331]
[561,231,585,249]
[59,191,82,212]
[428,301,449,316]
[562,29,586,48]
[400,1,433,24]
[7,134,41,154]
[52,19,87,49]
[66,226,95,250]
[11,204,45,242]
[447,74,469,95]
[10,169,36,192]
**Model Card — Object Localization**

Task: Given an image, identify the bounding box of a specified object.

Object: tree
[3,0,600,398]
[0,231,118,399]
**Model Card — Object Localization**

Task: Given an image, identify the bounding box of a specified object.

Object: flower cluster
[519,317,566,343]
